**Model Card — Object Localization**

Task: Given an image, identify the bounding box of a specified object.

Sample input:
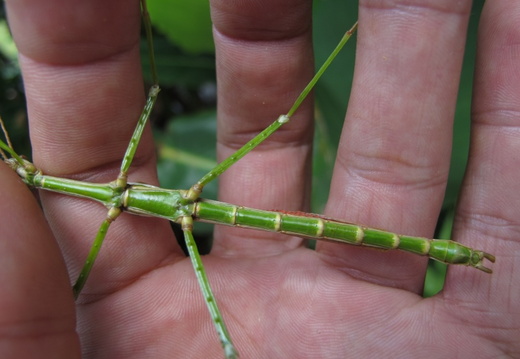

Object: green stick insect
[0,1,503,358]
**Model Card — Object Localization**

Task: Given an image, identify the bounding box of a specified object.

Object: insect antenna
[0,116,14,160]
[0,116,27,167]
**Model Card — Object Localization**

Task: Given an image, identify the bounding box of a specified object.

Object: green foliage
[140,35,215,88]
[155,109,218,200]
[0,16,29,158]
[312,0,358,212]
[146,0,214,54]
[0,20,17,60]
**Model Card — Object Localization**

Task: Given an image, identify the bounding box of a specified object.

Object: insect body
[5,155,495,275]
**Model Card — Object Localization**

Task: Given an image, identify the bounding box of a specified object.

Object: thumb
[0,162,80,358]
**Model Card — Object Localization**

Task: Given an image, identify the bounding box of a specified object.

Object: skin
[1,0,519,357]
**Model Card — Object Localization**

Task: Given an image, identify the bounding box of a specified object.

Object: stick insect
[0,1,496,358]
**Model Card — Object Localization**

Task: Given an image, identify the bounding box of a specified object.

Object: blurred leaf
[442,0,484,209]
[147,0,214,54]
[140,35,215,88]
[311,0,358,212]
[0,20,18,60]
[155,109,218,199]
[423,208,452,297]
[0,19,29,158]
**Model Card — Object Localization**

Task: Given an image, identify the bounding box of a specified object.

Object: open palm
[1,0,518,358]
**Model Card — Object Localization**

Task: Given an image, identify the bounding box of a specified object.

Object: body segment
[193,198,495,272]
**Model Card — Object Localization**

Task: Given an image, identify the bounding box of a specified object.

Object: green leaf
[311,0,358,212]
[155,109,218,200]
[140,36,215,88]
[147,0,214,54]
[0,20,18,61]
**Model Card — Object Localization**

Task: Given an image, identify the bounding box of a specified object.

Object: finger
[5,0,178,297]
[442,0,520,340]
[319,0,473,292]
[209,0,315,257]
[0,163,79,357]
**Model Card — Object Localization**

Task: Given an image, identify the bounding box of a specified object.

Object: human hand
[1,0,518,358]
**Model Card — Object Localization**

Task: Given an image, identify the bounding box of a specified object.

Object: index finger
[5,0,178,296]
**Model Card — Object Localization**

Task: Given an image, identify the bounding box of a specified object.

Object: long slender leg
[116,84,160,186]
[181,216,238,359]
[0,117,14,160]
[72,79,159,299]
[73,1,160,298]
[0,117,26,166]
[185,23,358,201]
[72,208,120,299]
